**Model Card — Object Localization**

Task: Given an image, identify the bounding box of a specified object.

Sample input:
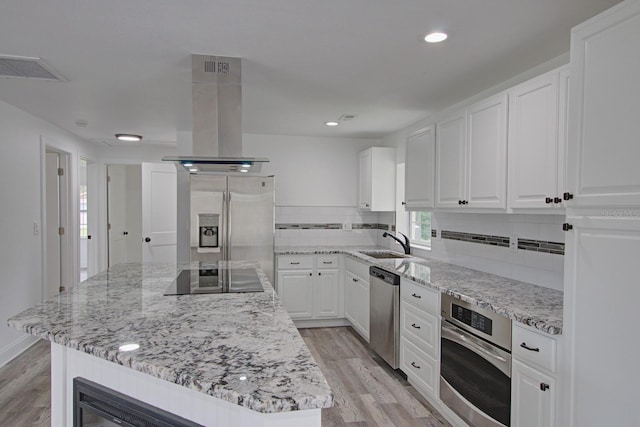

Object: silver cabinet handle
[411,361,421,369]
[352,278,358,282]
[412,293,422,299]
[411,323,421,329]
[322,261,333,264]
[290,262,300,265]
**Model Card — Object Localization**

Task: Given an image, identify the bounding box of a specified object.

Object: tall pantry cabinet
[563,1,640,426]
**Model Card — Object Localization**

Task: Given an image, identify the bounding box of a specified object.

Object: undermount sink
[357,250,409,259]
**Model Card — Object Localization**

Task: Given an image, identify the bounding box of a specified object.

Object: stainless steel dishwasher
[369,266,401,369]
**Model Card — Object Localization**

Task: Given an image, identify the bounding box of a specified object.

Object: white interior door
[107,165,128,266]
[142,162,177,263]
[45,152,61,298]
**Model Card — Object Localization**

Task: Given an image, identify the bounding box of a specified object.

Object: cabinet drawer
[345,256,370,280]
[513,324,558,373]
[401,338,438,398]
[401,302,439,357]
[277,255,314,270]
[401,279,439,314]
[316,254,339,269]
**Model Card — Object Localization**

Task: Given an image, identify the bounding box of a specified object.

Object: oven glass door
[441,320,511,426]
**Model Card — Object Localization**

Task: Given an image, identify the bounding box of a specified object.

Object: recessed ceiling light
[325,121,339,127]
[189,168,198,173]
[241,163,251,168]
[183,162,193,167]
[424,32,448,43]
[115,134,143,142]
[240,169,249,173]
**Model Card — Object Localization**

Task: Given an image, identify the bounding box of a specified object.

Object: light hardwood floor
[0,339,50,426]
[300,327,449,427]
[0,327,449,427]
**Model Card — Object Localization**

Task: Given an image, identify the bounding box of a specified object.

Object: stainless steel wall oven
[440,294,512,427]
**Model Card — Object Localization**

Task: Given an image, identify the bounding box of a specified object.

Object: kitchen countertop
[7,261,333,413]
[276,246,563,335]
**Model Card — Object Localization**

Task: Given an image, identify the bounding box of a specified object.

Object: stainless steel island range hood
[163,55,268,173]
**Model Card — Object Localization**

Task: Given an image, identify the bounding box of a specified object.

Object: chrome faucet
[382,232,411,255]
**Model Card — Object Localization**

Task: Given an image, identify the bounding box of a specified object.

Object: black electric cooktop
[163,268,264,295]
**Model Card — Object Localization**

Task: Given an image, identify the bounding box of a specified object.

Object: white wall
[244,133,387,207]
[0,100,98,366]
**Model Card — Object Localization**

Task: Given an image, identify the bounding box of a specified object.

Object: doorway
[106,162,176,266]
[79,158,98,281]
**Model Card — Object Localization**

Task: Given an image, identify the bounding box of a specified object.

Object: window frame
[408,210,432,248]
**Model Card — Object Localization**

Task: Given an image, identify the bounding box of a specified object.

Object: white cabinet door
[357,278,370,341]
[358,149,372,209]
[277,270,314,319]
[563,216,640,427]
[508,72,561,210]
[557,68,570,208]
[466,93,508,209]
[511,360,556,427]
[344,271,359,327]
[567,2,640,207]
[344,271,369,341]
[436,112,467,208]
[314,269,340,318]
[405,126,436,209]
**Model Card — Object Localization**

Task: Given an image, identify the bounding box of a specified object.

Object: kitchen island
[7,261,333,427]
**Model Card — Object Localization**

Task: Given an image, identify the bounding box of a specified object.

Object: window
[409,211,431,247]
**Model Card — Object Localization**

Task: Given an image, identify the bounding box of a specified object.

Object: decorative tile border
[518,238,565,255]
[275,223,390,231]
[441,230,510,248]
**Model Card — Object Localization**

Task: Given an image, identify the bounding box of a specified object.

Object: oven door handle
[442,321,511,375]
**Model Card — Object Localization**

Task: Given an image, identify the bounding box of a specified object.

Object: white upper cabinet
[566,1,640,207]
[436,93,508,210]
[404,126,435,210]
[466,93,508,209]
[435,111,467,208]
[358,147,396,211]
[508,69,564,211]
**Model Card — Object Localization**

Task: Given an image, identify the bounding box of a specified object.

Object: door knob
[144,237,151,243]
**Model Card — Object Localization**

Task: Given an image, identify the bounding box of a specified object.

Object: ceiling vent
[0,55,66,81]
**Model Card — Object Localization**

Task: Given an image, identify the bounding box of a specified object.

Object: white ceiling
[0,0,622,144]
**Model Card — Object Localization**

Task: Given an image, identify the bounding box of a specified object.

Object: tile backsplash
[275,208,565,292]
[274,206,393,247]
[414,212,566,292]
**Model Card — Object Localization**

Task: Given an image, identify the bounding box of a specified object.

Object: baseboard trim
[0,334,39,368]
[293,318,351,329]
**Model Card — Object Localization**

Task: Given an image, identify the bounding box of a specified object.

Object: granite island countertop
[7,261,333,413]
[276,246,563,335]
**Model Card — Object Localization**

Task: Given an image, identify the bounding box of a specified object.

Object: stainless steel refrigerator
[178,174,275,283]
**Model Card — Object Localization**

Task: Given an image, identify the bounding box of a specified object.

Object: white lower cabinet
[399,278,440,400]
[276,254,341,321]
[400,338,439,398]
[511,360,556,427]
[511,324,560,427]
[277,269,314,319]
[344,270,370,341]
[344,257,370,341]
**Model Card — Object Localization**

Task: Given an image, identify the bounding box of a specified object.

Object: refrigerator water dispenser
[198,214,219,248]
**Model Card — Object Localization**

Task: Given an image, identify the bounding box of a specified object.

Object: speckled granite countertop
[276,246,563,335]
[7,261,333,413]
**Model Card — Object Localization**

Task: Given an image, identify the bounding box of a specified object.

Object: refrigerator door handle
[225,191,232,263]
